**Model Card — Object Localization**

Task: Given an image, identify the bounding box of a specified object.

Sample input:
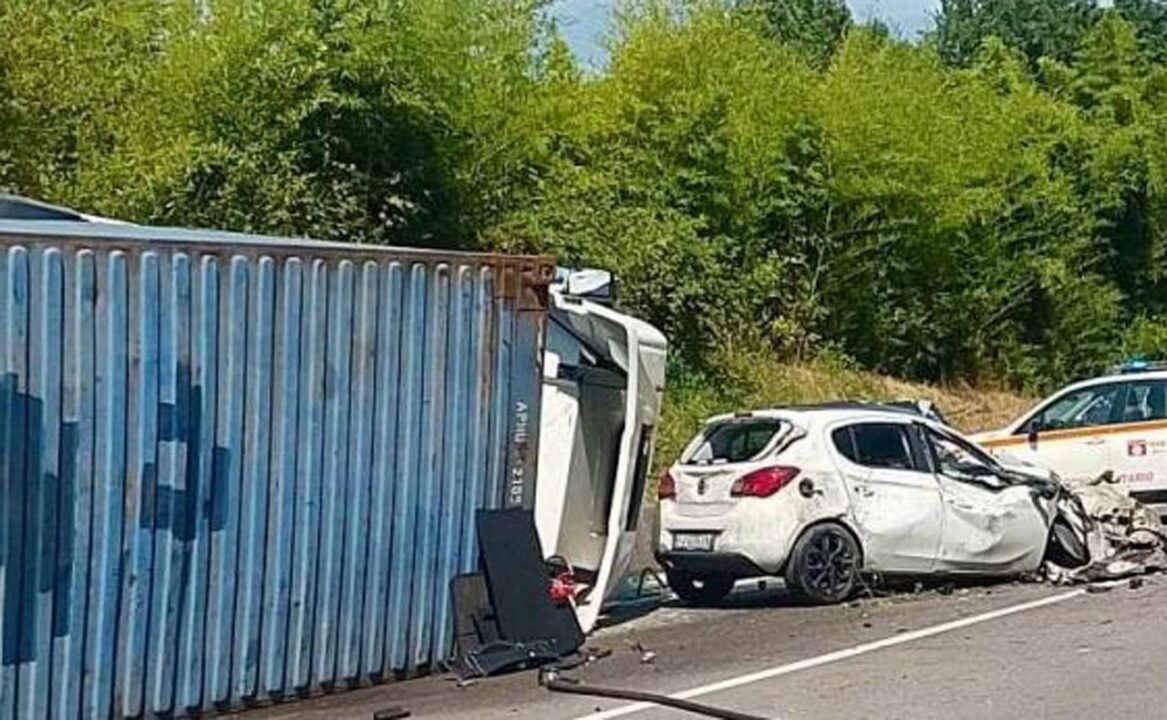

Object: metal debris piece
[1043,474,1167,585]
[587,647,613,664]
[543,677,768,720]
[1085,580,1125,593]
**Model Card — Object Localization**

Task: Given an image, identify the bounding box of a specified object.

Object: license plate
[673,533,715,552]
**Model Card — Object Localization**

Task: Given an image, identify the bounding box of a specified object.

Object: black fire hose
[542,676,771,720]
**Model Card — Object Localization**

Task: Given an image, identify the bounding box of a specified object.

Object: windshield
[683,418,788,465]
[1029,383,1123,431]
[930,429,1003,480]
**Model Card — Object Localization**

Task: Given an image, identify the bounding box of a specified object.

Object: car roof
[1062,370,1167,391]
[705,402,939,426]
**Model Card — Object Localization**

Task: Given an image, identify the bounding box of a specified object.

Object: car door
[1111,378,1167,493]
[924,426,1051,574]
[831,421,943,573]
[1001,382,1125,483]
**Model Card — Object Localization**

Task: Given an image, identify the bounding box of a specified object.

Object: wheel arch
[782,516,867,575]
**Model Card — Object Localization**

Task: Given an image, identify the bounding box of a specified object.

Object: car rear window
[684,419,787,465]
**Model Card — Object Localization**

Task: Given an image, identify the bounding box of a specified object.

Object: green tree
[737,0,853,65]
[1067,14,1167,320]
[5,0,1167,391]
[815,30,1116,382]
[1116,0,1167,63]
[0,0,555,247]
[933,0,1100,69]
[495,4,826,359]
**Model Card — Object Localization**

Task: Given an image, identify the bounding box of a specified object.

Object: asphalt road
[239,576,1167,720]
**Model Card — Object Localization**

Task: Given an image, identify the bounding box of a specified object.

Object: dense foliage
[4,0,1167,391]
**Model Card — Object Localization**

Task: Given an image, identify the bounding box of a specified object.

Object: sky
[552,0,941,68]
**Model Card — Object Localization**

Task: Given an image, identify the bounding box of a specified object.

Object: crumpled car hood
[1044,473,1167,584]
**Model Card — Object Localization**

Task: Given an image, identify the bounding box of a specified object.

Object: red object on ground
[549,571,577,605]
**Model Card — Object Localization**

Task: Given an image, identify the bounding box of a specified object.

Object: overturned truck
[0,196,665,719]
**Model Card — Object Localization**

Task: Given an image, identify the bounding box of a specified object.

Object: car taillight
[731,466,799,498]
[658,469,677,500]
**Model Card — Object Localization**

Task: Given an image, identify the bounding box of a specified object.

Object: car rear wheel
[666,571,735,606]
[785,523,860,605]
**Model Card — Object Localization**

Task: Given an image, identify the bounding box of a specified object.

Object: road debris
[587,647,614,664]
[1085,581,1119,594]
[1042,472,1167,585]
[540,669,768,720]
[448,510,586,680]
[631,641,657,665]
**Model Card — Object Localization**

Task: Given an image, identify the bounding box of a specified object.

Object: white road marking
[576,589,1087,719]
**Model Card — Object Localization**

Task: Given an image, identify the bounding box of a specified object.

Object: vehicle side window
[1017,383,1124,433]
[906,424,934,472]
[833,423,916,471]
[926,429,1006,489]
[832,427,858,462]
[1120,380,1167,424]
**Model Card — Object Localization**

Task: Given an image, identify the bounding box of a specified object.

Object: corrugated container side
[0,232,553,719]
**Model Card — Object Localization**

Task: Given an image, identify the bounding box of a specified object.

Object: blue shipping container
[0,221,554,719]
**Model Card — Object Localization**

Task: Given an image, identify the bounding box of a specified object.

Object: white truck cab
[533,270,668,632]
[971,361,1167,513]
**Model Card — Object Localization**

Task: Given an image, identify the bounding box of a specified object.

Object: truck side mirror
[564,269,616,303]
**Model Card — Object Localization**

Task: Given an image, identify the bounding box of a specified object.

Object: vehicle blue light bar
[1116,358,1167,373]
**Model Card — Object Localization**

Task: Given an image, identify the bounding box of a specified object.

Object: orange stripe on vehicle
[979,418,1167,449]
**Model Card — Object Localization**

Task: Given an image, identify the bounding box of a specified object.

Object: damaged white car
[656,404,1076,605]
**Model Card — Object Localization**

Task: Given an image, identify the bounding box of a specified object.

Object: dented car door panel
[850,467,945,573]
[925,426,1053,574]
[933,479,1049,573]
[831,422,944,574]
